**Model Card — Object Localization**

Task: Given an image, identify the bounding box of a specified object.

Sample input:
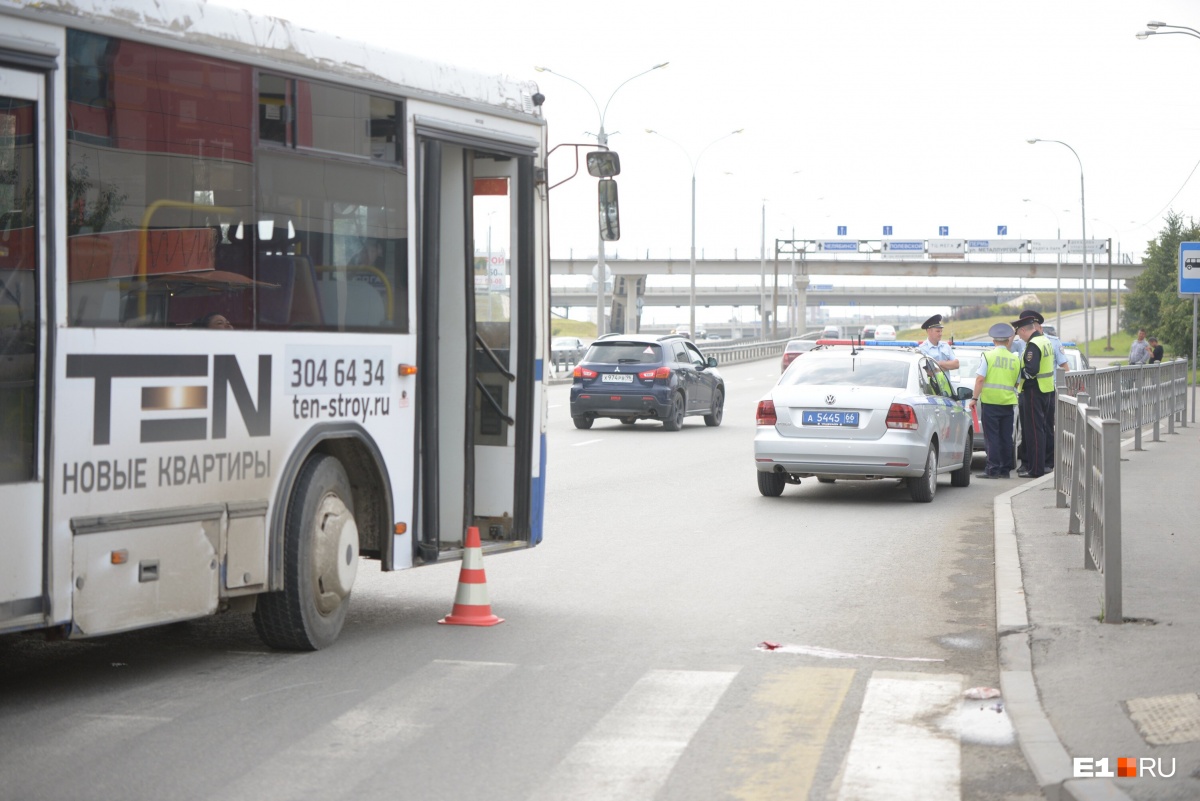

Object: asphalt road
[0,360,1047,801]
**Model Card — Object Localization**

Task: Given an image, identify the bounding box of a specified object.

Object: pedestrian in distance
[1149,336,1164,364]
[1013,313,1055,479]
[1129,328,1151,365]
[969,322,1021,478]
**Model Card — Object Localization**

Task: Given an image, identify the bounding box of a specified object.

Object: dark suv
[569,334,725,430]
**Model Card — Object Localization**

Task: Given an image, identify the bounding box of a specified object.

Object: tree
[1122,211,1197,358]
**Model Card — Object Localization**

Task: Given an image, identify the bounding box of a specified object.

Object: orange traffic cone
[438,526,504,626]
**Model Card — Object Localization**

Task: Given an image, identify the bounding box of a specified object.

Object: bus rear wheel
[254,454,359,650]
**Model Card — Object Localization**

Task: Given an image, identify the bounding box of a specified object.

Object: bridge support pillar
[794,275,809,335]
[609,274,646,334]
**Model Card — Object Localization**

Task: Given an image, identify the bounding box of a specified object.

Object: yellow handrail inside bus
[313,263,394,324]
[137,200,235,319]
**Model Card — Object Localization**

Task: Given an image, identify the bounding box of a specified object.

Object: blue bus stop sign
[1179,242,1200,295]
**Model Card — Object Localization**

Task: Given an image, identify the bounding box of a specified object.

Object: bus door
[415,128,537,560]
[0,64,48,631]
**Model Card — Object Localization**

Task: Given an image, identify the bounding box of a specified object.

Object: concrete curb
[994,473,1133,801]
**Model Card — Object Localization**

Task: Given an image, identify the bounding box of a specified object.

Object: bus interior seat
[316,273,387,329]
[257,255,323,327]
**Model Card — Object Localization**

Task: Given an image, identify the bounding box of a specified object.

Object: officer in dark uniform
[1012,313,1055,478]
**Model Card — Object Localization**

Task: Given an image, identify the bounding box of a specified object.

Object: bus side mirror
[598,178,620,241]
[587,151,620,178]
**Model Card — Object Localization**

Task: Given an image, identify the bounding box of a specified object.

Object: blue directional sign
[997,225,1008,236]
[939,226,949,236]
[1178,241,1200,295]
[883,225,893,236]
[818,240,859,252]
[837,225,847,236]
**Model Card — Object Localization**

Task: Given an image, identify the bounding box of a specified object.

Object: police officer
[1013,313,1055,478]
[969,322,1020,478]
[917,314,957,396]
[1011,309,1067,473]
[918,314,960,372]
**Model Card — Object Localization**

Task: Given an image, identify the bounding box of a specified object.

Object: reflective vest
[1025,334,1055,393]
[935,369,952,396]
[980,347,1020,405]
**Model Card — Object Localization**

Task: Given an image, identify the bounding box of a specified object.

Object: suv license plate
[602,373,633,383]
[802,410,860,427]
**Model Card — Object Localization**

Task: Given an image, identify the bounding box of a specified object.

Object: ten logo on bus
[66,354,271,445]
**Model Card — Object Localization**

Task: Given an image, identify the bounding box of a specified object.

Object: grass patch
[550,318,596,338]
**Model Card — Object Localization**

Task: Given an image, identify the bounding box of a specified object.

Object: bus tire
[254,454,359,650]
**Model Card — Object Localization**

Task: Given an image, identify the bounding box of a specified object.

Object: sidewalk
[995,422,1200,800]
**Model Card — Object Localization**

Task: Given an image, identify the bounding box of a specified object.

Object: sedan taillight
[756,400,777,426]
[574,366,597,379]
[885,403,919,430]
[638,366,672,380]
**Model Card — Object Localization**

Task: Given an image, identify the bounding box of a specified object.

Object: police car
[754,340,974,502]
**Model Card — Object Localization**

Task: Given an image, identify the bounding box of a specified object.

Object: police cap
[1018,308,1045,324]
[921,314,944,330]
[988,322,1015,339]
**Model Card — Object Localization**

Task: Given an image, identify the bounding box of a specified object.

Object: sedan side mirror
[707,356,718,368]
[956,386,973,401]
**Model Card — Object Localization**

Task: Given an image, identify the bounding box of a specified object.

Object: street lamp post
[1023,198,1063,332]
[535,62,668,336]
[646,128,743,338]
[1090,217,1121,351]
[1027,138,1090,361]
[1138,20,1200,421]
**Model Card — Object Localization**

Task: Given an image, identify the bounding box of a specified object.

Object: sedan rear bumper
[753,428,931,479]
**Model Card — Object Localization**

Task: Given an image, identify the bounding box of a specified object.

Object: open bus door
[415,126,538,561]
[0,62,48,632]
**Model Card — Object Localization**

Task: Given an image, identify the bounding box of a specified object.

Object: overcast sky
[223,0,1200,267]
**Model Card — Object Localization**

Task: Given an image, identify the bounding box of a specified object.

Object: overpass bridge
[550,284,1026,309]
[548,255,1142,334]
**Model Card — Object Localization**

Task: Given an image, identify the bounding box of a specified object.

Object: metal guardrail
[1057,392,1123,623]
[1052,360,1188,624]
[545,336,793,384]
[696,337,792,367]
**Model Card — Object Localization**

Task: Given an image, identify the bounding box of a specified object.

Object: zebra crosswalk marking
[218,659,517,801]
[528,668,737,801]
[836,671,964,801]
[729,666,855,801]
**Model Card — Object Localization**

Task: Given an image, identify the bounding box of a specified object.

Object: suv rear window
[780,356,909,388]
[584,342,663,364]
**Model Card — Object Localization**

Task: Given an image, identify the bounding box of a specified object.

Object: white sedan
[754,345,974,502]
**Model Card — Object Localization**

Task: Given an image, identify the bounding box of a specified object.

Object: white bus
[0,0,549,649]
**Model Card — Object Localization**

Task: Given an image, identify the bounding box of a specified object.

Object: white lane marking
[222,660,516,801]
[573,438,602,447]
[837,671,963,801]
[530,669,737,801]
[758,642,944,662]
